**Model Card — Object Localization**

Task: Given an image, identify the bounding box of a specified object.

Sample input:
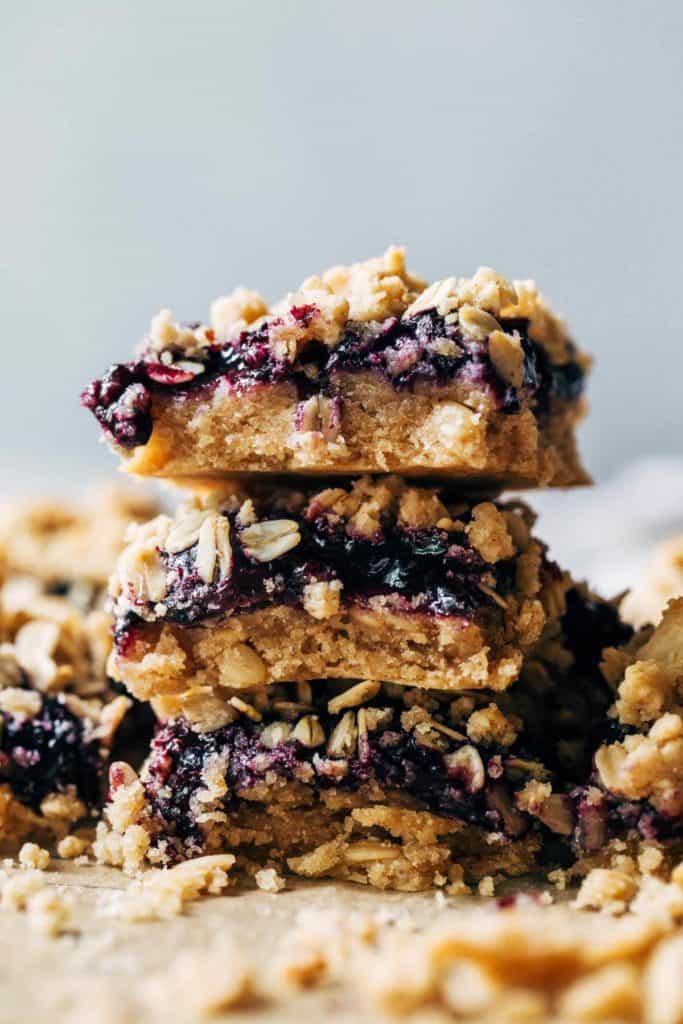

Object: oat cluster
[140,246,581,377]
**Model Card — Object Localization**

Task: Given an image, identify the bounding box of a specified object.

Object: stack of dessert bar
[80,249,634,890]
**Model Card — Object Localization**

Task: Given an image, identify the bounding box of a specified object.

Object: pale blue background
[2,0,682,490]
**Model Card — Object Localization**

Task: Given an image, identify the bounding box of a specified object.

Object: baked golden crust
[96,779,541,892]
[123,375,587,486]
[110,605,532,699]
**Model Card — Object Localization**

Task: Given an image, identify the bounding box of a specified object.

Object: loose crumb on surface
[171,944,255,1015]
[477,875,495,897]
[0,869,46,909]
[57,835,88,860]
[18,842,50,871]
[255,868,285,894]
[26,887,72,937]
[113,854,236,923]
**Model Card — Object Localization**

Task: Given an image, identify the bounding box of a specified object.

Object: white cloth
[528,457,683,598]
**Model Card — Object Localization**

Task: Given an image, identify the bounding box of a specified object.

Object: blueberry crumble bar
[494,596,683,870]
[0,485,159,612]
[0,487,159,765]
[0,594,130,846]
[82,248,590,487]
[107,476,572,699]
[96,688,542,890]
[93,584,628,890]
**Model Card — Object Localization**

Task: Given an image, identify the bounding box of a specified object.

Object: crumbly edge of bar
[589,598,683,816]
[0,601,131,842]
[0,782,89,849]
[95,767,541,892]
[120,373,588,487]
[0,587,114,699]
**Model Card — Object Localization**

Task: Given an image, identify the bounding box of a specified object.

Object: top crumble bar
[82,248,590,487]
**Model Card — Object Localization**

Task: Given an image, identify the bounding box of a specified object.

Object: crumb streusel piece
[0,488,159,765]
[350,903,666,1021]
[82,249,590,487]
[107,476,577,698]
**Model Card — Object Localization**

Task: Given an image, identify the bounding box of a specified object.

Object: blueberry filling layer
[0,696,102,811]
[560,587,634,756]
[114,508,522,643]
[562,587,633,676]
[139,652,612,859]
[142,704,538,853]
[82,308,585,449]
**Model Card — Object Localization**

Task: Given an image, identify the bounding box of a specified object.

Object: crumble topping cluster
[138,246,581,376]
[594,599,683,813]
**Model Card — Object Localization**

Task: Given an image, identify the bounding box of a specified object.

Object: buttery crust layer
[97,779,541,892]
[111,604,529,699]
[124,375,587,486]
